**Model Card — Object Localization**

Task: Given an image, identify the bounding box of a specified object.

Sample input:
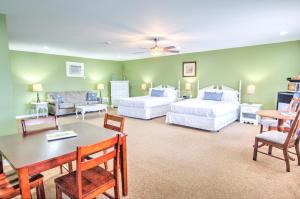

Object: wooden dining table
[0,122,128,199]
[257,110,296,131]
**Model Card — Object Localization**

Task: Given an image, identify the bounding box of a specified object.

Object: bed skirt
[166,110,239,131]
[118,105,171,120]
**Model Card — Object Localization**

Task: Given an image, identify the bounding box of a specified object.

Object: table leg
[0,154,3,174]
[120,136,128,196]
[76,109,79,119]
[18,167,32,199]
[82,110,85,120]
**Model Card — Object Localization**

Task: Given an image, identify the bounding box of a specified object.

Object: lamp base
[37,92,40,103]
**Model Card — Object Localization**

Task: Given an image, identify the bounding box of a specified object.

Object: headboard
[197,80,242,102]
[150,81,181,97]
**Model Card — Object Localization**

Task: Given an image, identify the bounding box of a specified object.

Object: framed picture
[182,61,196,77]
[66,62,85,78]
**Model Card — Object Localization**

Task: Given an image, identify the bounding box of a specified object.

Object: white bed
[118,85,178,119]
[166,82,241,131]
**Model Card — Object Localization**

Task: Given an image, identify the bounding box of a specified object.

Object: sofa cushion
[62,91,88,103]
[86,92,98,101]
[49,94,64,103]
[59,103,74,109]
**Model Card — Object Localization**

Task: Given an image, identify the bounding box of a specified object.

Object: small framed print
[182,61,196,77]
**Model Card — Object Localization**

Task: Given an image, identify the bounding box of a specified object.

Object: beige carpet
[13,110,300,199]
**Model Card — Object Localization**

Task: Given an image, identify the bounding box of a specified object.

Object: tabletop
[0,122,118,169]
[256,110,295,120]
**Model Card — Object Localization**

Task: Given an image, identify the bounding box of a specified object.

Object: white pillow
[197,89,221,99]
[222,90,239,102]
[163,88,177,98]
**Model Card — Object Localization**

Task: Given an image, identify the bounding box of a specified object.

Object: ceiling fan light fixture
[150,46,163,56]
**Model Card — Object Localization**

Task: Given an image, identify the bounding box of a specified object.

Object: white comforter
[170,99,240,118]
[119,96,176,108]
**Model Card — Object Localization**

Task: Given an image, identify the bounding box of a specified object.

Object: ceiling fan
[133,37,180,56]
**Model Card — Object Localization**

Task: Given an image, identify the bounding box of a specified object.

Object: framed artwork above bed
[182,61,196,77]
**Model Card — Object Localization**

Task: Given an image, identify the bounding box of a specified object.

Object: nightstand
[31,102,48,118]
[240,103,262,125]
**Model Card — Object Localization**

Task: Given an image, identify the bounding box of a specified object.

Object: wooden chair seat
[256,130,288,144]
[0,170,45,198]
[55,166,114,198]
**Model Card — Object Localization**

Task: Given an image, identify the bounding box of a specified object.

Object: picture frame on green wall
[182,61,196,77]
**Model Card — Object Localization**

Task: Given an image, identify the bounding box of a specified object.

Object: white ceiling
[0,0,299,61]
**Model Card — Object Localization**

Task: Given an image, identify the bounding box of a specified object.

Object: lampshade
[141,83,147,90]
[97,83,105,90]
[185,83,192,91]
[247,84,256,95]
[32,83,43,92]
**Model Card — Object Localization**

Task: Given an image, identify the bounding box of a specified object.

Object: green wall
[123,41,300,109]
[10,51,123,115]
[0,14,16,135]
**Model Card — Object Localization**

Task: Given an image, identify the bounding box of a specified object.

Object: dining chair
[104,113,125,133]
[21,116,58,136]
[92,113,124,171]
[259,98,300,133]
[253,109,300,172]
[0,170,45,199]
[55,134,121,199]
[21,116,72,174]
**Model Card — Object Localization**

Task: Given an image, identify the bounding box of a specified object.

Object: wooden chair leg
[253,138,258,161]
[295,139,300,166]
[56,184,62,199]
[268,145,272,155]
[38,181,46,199]
[104,162,108,170]
[114,181,120,199]
[260,125,263,133]
[60,165,63,174]
[283,149,290,172]
[36,187,41,199]
[68,162,73,172]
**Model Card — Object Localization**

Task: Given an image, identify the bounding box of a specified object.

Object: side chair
[253,109,300,172]
[55,134,121,199]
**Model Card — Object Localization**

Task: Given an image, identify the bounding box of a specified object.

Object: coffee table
[76,104,108,120]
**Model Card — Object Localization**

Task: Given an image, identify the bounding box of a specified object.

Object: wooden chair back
[21,116,58,136]
[284,109,300,146]
[103,113,125,133]
[76,134,121,198]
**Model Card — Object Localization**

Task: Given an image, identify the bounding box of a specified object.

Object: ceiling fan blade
[165,50,180,53]
[132,51,147,54]
[164,46,176,50]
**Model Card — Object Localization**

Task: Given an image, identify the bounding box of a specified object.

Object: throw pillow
[203,91,223,101]
[50,94,64,103]
[151,89,165,97]
[86,92,98,101]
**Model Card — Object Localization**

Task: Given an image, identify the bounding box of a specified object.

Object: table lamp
[247,84,256,104]
[97,83,105,103]
[32,83,43,103]
[185,82,192,98]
